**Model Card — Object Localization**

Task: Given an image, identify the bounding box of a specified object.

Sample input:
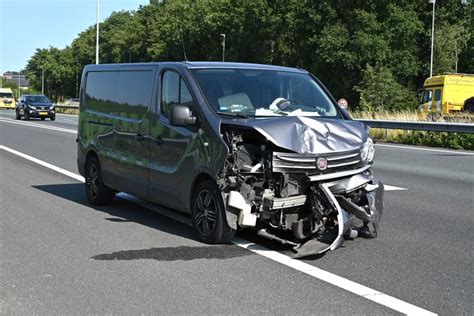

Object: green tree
[354,64,417,112]
[21,0,473,108]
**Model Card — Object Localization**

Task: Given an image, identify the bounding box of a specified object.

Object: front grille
[272,149,362,174]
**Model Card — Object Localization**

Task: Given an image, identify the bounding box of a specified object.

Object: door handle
[155,137,164,145]
[135,133,145,142]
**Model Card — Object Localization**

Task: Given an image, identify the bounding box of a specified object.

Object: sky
[0,0,149,73]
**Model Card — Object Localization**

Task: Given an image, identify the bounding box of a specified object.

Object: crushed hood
[222,116,368,154]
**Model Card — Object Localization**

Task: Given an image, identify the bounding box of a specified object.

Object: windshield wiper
[216,111,250,118]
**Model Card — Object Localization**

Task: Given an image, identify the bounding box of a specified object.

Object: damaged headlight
[361,138,375,163]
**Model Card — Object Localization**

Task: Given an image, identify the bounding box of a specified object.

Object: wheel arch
[85,149,99,164]
[464,97,474,112]
[189,172,238,230]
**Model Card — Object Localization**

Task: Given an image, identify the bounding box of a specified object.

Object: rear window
[116,71,154,116]
[85,71,118,112]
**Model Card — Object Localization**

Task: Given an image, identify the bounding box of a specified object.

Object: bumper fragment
[292,176,384,258]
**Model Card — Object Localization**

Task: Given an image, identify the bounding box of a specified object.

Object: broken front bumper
[293,173,384,258]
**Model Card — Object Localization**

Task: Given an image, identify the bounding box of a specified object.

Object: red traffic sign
[338,98,349,109]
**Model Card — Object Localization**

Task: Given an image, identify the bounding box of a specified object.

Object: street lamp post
[96,0,100,64]
[17,71,21,99]
[428,0,436,78]
[41,68,45,95]
[220,33,226,62]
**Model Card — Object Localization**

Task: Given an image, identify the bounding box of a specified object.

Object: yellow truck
[0,88,16,109]
[419,74,474,113]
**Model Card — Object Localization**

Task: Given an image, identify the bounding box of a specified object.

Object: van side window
[180,78,193,103]
[116,70,154,116]
[85,71,118,112]
[161,71,193,117]
[434,89,441,101]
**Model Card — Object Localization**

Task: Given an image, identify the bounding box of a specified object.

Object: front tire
[50,115,56,121]
[85,157,115,205]
[24,111,30,120]
[15,110,20,120]
[191,180,235,243]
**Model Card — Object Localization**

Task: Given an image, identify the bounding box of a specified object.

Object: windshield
[0,92,13,98]
[26,95,50,103]
[421,90,432,103]
[192,68,339,118]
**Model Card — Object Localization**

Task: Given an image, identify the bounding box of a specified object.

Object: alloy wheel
[87,164,99,199]
[194,190,217,236]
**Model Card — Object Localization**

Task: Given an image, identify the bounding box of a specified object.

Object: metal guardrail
[54,104,79,110]
[52,105,474,134]
[356,119,474,134]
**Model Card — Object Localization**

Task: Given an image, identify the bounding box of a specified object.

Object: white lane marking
[376,143,474,156]
[384,185,407,191]
[0,144,436,316]
[233,238,436,316]
[0,117,76,134]
[0,145,84,181]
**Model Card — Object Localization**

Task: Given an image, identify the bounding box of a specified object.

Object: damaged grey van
[77,62,384,258]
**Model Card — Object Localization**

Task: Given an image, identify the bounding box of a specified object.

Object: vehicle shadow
[32,183,253,261]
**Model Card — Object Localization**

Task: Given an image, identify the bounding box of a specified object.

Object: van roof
[84,61,307,74]
[0,88,13,93]
[424,74,474,87]
[183,62,307,73]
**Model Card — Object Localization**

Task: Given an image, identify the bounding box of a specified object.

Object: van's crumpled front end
[218,116,384,258]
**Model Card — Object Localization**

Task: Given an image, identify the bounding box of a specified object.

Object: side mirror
[170,104,197,127]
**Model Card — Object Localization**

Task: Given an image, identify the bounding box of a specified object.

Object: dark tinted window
[161,71,193,117]
[85,71,118,112]
[181,78,193,103]
[434,89,441,101]
[116,70,154,116]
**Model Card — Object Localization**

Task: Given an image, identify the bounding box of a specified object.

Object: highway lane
[2,150,397,315]
[0,111,396,314]
[1,109,473,314]
[0,108,78,130]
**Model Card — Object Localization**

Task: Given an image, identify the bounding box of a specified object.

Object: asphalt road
[1,109,473,315]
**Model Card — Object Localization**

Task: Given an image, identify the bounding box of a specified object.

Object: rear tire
[191,179,235,243]
[85,157,115,205]
[465,102,474,113]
